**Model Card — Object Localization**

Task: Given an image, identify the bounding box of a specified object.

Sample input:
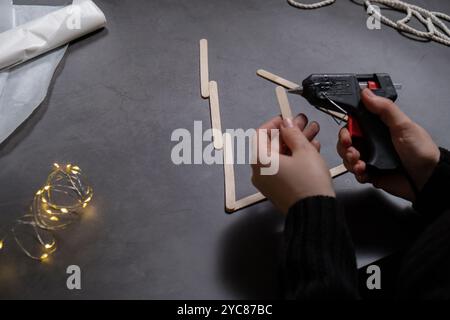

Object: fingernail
[283,118,294,128]
[364,88,375,97]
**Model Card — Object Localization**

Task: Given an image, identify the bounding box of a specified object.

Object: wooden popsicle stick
[319,108,349,122]
[208,81,223,150]
[257,69,299,90]
[226,162,347,213]
[275,86,293,119]
[329,163,347,178]
[233,192,266,212]
[200,39,210,98]
[257,69,348,122]
[223,133,237,212]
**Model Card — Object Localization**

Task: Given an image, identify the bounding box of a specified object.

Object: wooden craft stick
[233,192,266,212]
[329,163,348,178]
[257,69,348,122]
[227,162,347,213]
[257,69,299,90]
[319,108,348,122]
[208,81,223,150]
[200,39,210,98]
[223,133,236,212]
[275,86,293,119]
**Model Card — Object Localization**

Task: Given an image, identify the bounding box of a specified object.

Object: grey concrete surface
[0,0,449,299]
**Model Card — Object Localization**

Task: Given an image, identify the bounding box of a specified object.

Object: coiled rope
[366,0,450,46]
[287,0,335,10]
[287,0,450,46]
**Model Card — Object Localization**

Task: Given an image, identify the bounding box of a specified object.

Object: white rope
[287,0,450,46]
[365,0,450,46]
[287,0,335,10]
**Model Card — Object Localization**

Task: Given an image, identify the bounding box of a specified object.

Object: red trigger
[367,81,379,90]
[348,116,363,138]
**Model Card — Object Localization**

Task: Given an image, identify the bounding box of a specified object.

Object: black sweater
[283,148,450,300]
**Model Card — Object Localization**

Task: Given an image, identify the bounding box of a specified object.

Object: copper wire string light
[0,163,93,261]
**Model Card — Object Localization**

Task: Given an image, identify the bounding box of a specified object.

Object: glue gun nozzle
[287,87,303,96]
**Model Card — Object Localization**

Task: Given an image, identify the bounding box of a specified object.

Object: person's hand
[251,114,335,215]
[337,89,440,202]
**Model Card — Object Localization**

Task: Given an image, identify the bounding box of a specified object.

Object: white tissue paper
[0,0,106,144]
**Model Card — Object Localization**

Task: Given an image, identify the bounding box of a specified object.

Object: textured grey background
[0,0,449,299]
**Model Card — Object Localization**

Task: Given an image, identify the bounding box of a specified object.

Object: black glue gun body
[300,73,401,174]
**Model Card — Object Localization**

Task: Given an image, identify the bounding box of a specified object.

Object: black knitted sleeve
[414,148,450,220]
[282,196,359,300]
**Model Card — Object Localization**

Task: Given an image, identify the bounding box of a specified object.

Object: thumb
[280,118,308,152]
[361,89,411,128]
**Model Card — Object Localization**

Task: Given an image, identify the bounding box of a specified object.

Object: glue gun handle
[352,104,400,173]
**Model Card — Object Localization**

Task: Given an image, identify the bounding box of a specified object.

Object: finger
[269,127,281,154]
[353,160,366,176]
[293,113,308,131]
[352,161,370,183]
[286,113,308,155]
[258,115,283,130]
[337,143,353,161]
[255,116,283,157]
[303,121,320,141]
[343,158,355,173]
[343,157,364,175]
[337,127,352,159]
[255,121,282,152]
[339,127,352,148]
[311,139,321,152]
[337,143,347,160]
[280,118,309,152]
[252,128,271,167]
[345,146,360,166]
[361,89,411,128]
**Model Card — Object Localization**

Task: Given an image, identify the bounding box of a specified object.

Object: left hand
[251,114,335,215]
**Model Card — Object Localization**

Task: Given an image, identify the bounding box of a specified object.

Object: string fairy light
[0,163,93,261]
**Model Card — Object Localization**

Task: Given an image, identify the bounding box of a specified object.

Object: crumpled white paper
[0,0,106,144]
[0,0,106,71]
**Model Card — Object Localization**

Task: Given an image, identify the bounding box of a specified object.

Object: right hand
[337,89,440,202]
